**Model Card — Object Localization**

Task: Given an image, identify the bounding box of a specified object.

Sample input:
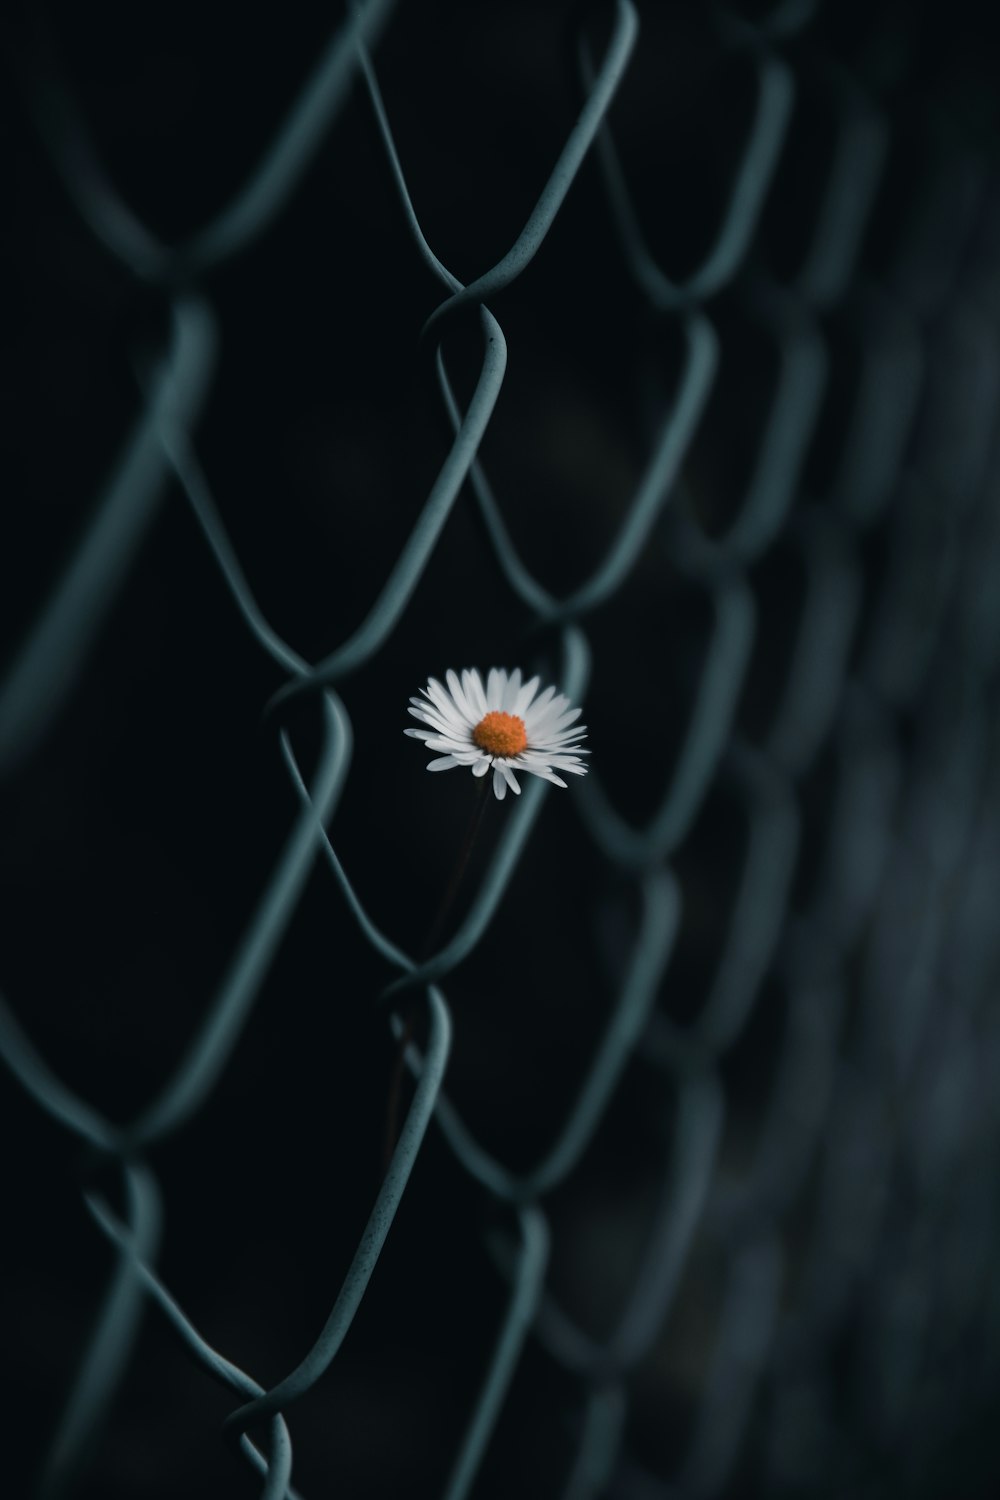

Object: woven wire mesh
[3,0,1000,1495]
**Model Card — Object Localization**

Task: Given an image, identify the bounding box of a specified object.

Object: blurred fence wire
[3,0,1000,1495]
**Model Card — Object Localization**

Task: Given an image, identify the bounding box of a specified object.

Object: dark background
[3,1,1000,1496]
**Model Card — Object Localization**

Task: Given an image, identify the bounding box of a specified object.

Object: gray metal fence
[3,1,1000,1495]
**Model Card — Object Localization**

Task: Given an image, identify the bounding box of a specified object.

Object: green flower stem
[383,777,491,1168]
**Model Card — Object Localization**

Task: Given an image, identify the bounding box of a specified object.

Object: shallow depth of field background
[3,1,1000,1496]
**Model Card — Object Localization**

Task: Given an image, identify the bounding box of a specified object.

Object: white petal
[526,722,582,742]
[535,738,587,755]
[523,687,556,727]
[408,705,454,731]
[423,735,473,753]
[405,728,435,739]
[522,765,567,787]
[547,694,571,717]
[426,678,464,722]
[472,756,492,777]
[427,756,461,771]
[463,669,487,718]
[424,675,450,707]
[530,737,588,755]
[500,763,521,794]
[527,701,576,734]
[514,675,541,716]
[414,706,466,730]
[492,766,507,800]
[520,751,588,775]
[431,690,473,720]
[502,668,522,712]
[486,668,505,709]
[446,668,477,723]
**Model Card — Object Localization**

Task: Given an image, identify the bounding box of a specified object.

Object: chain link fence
[3,0,1000,1495]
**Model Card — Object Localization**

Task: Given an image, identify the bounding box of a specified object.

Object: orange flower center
[472,710,528,758]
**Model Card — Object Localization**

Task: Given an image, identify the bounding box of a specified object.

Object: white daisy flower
[405,667,589,801]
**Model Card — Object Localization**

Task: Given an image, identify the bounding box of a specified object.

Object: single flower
[406,667,589,800]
